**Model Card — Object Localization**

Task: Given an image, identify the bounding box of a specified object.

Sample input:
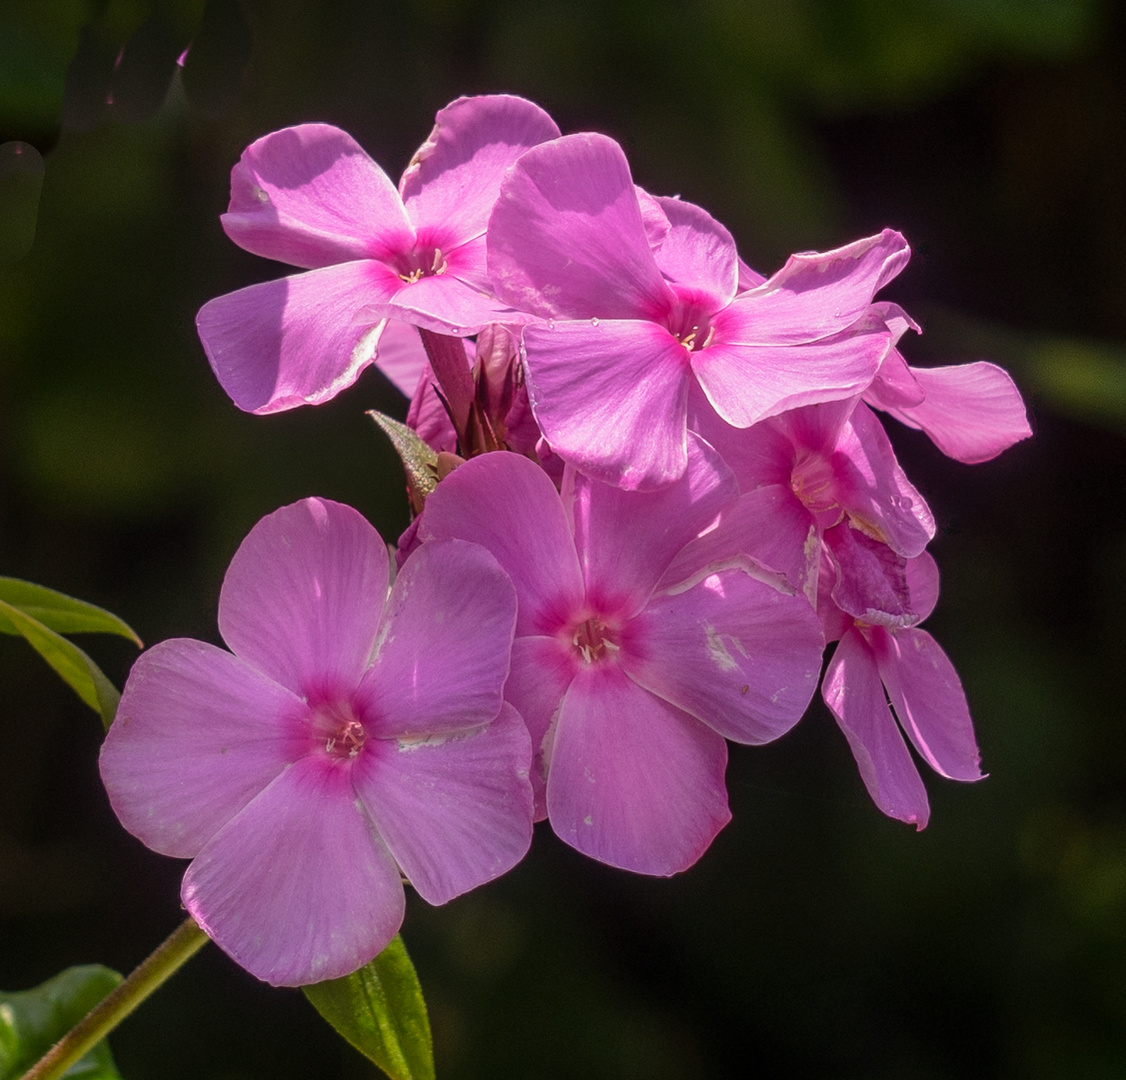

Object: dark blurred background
[2,1,1125,1077]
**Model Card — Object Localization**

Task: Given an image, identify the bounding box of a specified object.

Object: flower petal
[373,318,429,396]
[547,664,730,875]
[651,195,737,302]
[824,522,916,627]
[183,754,405,986]
[100,639,306,858]
[822,628,930,828]
[196,261,398,414]
[219,498,389,697]
[353,702,533,906]
[357,539,516,737]
[223,124,413,269]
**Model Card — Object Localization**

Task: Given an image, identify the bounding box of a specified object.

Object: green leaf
[0,599,121,729]
[0,965,123,1080]
[0,579,141,645]
[303,936,434,1080]
[369,410,439,514]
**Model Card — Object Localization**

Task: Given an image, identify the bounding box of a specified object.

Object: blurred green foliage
[1,1,1125,1078]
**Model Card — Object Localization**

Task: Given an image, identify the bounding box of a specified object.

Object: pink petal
[219,498,389,697]
[625,569,823,744]
[730,230,910,345]
[357,539,516,738]
[487,132,673,320]
[866,346,926,409]
[400,95,560,248]
[822,628,930,828]
[883,362,1032,463]
[222,124,413,269]
[405,356,458,453]
[100,639,306,858]
[873,626,983,781]
[362,266,525,335]
[183,754,405,986]
[196,261,397,414]
[373,318,429,396]
[352,701,533,906]
[547,664,730,875]
[824,522,916,627]
[651,195,738,302]
[417,453,584,637]
[522,318,692,489]
[905,551,940,623]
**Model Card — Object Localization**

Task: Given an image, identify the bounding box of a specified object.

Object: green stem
[22,916,209,1080]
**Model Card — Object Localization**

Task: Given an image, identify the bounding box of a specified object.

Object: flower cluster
[100,95,1031,986]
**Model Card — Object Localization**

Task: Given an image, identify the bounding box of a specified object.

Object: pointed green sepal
[368,411,439,514]
[303,935,434,1080]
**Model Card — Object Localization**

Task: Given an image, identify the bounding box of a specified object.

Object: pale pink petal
[373,318,429,396]
[883,362,1032,463]
[417,453,584,637]
[183,754,405,986]
[737,255,766,291]
[363,269,527,335]
[873,627,983,781]
[547,664,730,875]
[100,639,306,858]
[687,387,796,489]
[692,318,889,429]
[651,196,737,302]
[196,261,397,414]
[223,124,413,269]
[905,551,940,622]
[523,318,692,489]
[219,498,389,696]
[356,539,516,738]
[487,132,673,320]
[353,702,533,906]
[571,434,738,613]
[824,523,916,627]
[625,569,823,744]
[866,346,925,409]
[400,95,560,248]
[822,628,930,828]
[730,230,910,345]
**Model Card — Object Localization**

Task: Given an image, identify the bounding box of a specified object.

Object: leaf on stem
[303,935,434,1080]
[0,579,141,645]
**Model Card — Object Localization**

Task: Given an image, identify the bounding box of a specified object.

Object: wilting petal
[401,95,560,248]
[418,453,584,637]
[883,362,1032,463]
[357,540,516,738]
[730,230,910,345]
[353,702,532,906]
[822,628,930,828]
[625,569,822,744]
[183,755,405,986]
[100,639,305,858]
[651,196,738,302]
[488,132,673,320]
[571,434,738,613]
[523,318,692,489]
[547,664,730,875]
[219,498,389,696]
[873,626,983,781]
[197,261,397,414]
[825,523,916,627]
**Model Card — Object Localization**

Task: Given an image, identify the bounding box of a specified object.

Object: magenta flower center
[394,244,449,284]
[309,698,368,759]
[663,291,717,353]
[569,615,621,664]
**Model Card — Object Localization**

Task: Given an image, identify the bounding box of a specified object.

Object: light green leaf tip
[0,578,141,646]
[303,935,434,1080]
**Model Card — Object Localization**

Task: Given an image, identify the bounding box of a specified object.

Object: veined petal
[882,362,1032,463]
[417,453,584,637]
[357,539,516,738]
[362,269,526,335]
[547,664,730,875]
[183,754,405,986]
[822,628,930,829]
[196,261,397,414]
[223,124,414,269]
[219,498,389,697]
[100,639,305,858]
[373,318,429,396]
[651,195,738,302]
[353,702,533,906]
[523,318,692,489]
[625,569,823,744]
[873,626,983,782]
[866,346,926,409]
[488,132,673,319]
[401,95,560,248]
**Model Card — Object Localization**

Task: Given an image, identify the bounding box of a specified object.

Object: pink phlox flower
[486,131,903,489]
[819,551,984,829]
[196,95,560,414]
[99,498,532,987]
[415,441,824,875]
[864,302,1032,463]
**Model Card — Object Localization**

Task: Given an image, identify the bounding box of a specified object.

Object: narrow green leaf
[0,599,121,729]
[369,410,439,512]
[303,935,434,1080]
[0,965,123,1080]
[0,578,141,646]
